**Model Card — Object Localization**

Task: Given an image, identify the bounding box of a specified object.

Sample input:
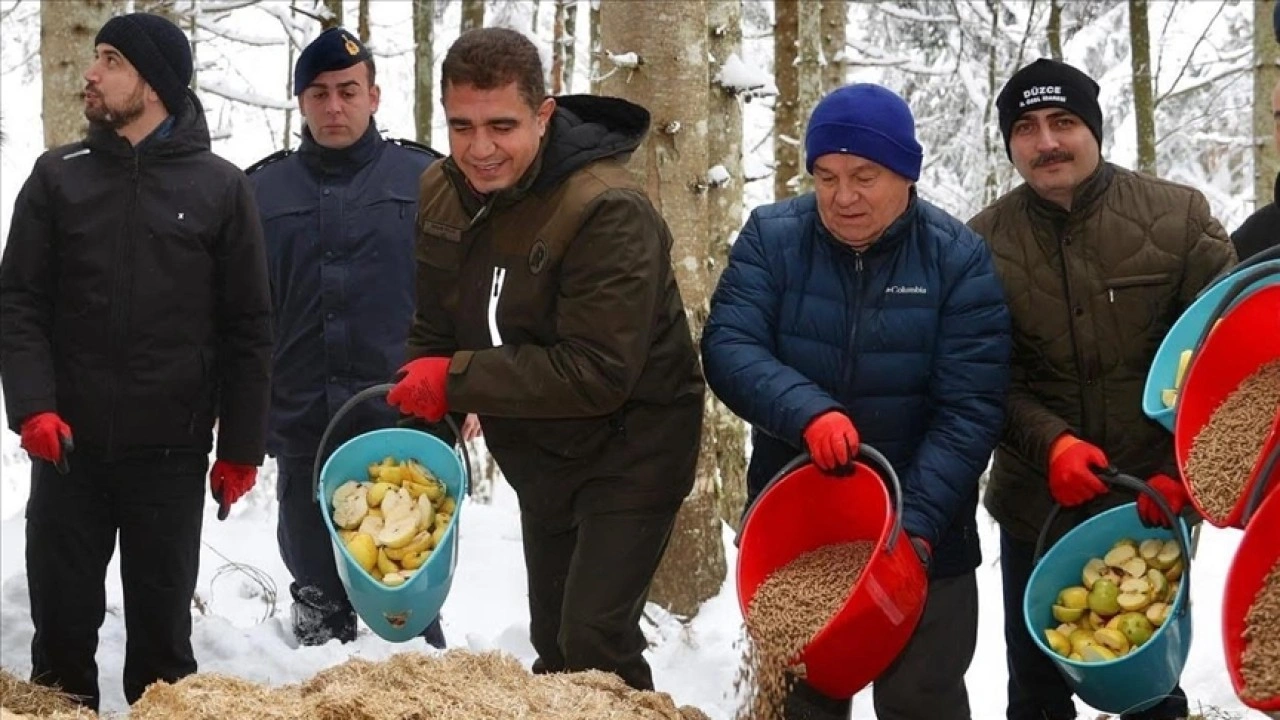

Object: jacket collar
[298,121,382,179]
[817,189,919,260]
[1025,161,1115,224]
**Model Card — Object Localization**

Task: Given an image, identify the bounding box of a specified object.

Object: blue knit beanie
[804,84,922,181]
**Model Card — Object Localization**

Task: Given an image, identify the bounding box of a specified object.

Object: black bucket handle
[742,444,907,555]
[310,382,472,505]
[1033,468,1193,617]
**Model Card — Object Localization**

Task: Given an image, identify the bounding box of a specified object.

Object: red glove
[803,411,859,476]
[1047,435,1109,507]
[20,412,73,470]
[210,460,257,520]
[387,357,452,422]
[1137,473,1187,527]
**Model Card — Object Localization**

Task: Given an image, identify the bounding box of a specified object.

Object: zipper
[1056,231,1092,435]
[487,266,507,347]
[105,154,142,456]
[842,252,866,391]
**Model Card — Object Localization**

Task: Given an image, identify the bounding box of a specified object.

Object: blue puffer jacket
[702,192,1011,578]
[249,125,440,458]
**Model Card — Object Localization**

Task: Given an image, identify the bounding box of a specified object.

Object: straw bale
[129,650,710,720]
[0,669,96,719]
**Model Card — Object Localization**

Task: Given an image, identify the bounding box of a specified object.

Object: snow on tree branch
[201,80,294,110]
[714,53,776,99]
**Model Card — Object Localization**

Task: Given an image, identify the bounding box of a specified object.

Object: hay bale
[130,650,710,720]
[0,669,96,719]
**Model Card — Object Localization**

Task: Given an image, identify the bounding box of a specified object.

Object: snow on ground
[0,455,1267,719]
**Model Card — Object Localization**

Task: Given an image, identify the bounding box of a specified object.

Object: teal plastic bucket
[311,384,470,642]
[1143,259,1280,431]
[1024,472,1194,714]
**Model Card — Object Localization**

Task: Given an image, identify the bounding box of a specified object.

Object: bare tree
[589,0,601,93]
[42,0,118,149]
[461,0,484,33]
[1254,0,1280,208]
[414,0,435,145]
[320,0,341,29]
[773,0,799,201]
[707,0,748,532]
[598,0,726,619]
[563,0,577,94]
[1047,0,1064,61]
[551,0,568,94]
[357,0,370,42]
[820,0,846,93]
[1129,0,1156,174]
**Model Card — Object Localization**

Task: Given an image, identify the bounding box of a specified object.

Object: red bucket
[1223,485,1280,713]
[735,446,927,699]
[1174,283,1280,528]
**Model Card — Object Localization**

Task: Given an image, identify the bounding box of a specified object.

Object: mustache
[1032,150,1074,168]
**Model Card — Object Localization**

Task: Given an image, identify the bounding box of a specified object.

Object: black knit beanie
[996,58,1102,158]
[94,13,193,117]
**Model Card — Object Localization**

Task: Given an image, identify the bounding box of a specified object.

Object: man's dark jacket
[701,192,1012,579]
[0,92,272,464]
[249,125,440,458]
[1232,171,1280,263]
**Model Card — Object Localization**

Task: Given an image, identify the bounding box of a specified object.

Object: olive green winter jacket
[969,163,1236,542]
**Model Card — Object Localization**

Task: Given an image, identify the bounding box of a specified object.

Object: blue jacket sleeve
[701,212,843,447]
[899,238,1011,546]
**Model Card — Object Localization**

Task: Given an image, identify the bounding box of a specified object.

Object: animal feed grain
[739,540,874,719]
[1242,558,1280,703]
[1185,359,1280,523]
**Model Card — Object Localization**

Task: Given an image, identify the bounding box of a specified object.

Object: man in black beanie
[972,57,1234,720]
[1,12,271,712]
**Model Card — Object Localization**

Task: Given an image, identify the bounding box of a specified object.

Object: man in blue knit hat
[702,83,1011,719]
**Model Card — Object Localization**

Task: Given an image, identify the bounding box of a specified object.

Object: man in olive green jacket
[387,28,703,692]
[970,59,1235,720]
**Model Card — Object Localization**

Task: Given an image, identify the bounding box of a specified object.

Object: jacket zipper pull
[1109,288,1115,303]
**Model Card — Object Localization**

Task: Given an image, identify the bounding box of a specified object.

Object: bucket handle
[1033,468,1192,617]
[743,444,907,555]
[1177,263,1280,418]
[310,382,472,505]
[1241,439,1280,525]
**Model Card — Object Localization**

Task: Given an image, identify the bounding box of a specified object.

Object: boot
[290,584,356,646]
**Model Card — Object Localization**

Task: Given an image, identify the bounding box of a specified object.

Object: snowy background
[0,0,1270,718]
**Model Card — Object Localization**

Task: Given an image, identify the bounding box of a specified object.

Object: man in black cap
[0,13,271,712]
[970,58,1234,720]
[248,27,462,648]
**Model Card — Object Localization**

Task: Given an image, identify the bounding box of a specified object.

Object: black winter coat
[0,93,272,464]
[1232,171,1280,263]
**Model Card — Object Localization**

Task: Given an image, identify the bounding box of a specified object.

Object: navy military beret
[294,27,372,95]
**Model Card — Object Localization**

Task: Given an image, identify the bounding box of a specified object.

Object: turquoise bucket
[1143,258,1280,432]
[1024,472,1194,714]
[311,384,470,642]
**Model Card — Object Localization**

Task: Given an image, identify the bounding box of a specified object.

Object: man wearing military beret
[248,27,467,648]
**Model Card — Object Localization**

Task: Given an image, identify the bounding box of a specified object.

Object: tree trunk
[357,0,370,42]
[598,0,725,620]
[563,0,577,94]
[1255,0,1280,208]
[981,0,1002,207]
[773,0,799,201]
[551,0,567,95]
[1047,0,1064,61]
[461,0,484,33]
[589,1,601,94]
[1128,0,1156,175]
[321,0,342,29]
[42,0,117,149]
[414,0,435,145]
[285,0,299,149]
[793,1,822,196]
[819,0,846,93]
[708,0,748,533]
